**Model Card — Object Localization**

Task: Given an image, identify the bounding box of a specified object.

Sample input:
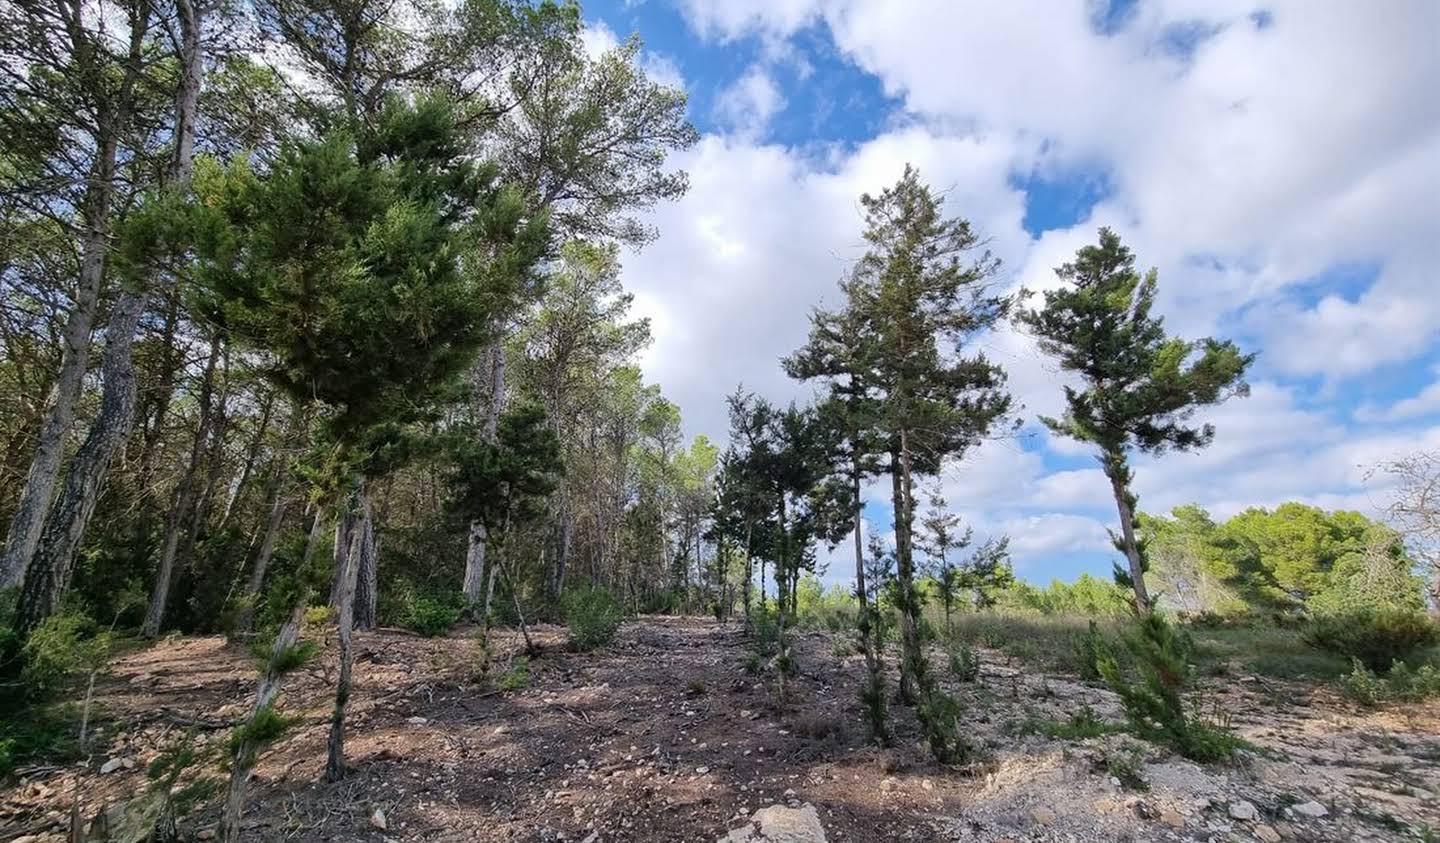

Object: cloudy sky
[582,0,1440,585]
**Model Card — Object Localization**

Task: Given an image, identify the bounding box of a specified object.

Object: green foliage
[916,687,972,765]
[1076,620,1109,681]
[563,585,625,651]
[1304,606,1439,672]
[1097,613,1241,763]
[20,608,110,697]
[400,590,464,638]
[1343,658,1440,706]
[948,642,981,682]
[1020,705,1126,740]
[500,656,530,692]
[997,574,1133,617]
[255,639,319,676]
[1019,229,1253,607]
[227,702,300,769]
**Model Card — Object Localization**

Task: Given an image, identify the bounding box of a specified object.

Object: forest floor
[2,615,1438,842]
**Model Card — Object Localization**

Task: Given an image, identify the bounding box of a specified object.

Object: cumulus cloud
[617,0,1440,579]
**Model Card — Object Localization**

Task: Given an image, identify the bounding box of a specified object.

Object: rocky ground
[1,616,1437,842]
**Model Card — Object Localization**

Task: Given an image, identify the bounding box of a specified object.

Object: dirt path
[2,616,1437,842]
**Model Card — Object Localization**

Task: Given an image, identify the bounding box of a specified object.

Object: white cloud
[713,66,785,137]
[619,0,1440,580]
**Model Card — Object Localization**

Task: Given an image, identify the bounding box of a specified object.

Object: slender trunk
[891,441,921,707]
[1104,450,1152,615]
[775,491,791,705]
[326,483,367,781]
[354,496,377,631]
[742,520,754,630]
[0,105,125,590]
[5,0,194,595]
[328,507,358,607]
[220,511,324,843]
[462,344,505,607]
[234,494,286,635]
[141,333,221,637]
[217,391,274,533]
[16,293,147,632]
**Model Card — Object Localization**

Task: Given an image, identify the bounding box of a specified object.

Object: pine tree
[197,94,546,840]
[850,164,1013,763]
[918,491,971,638]
[1018,228,1254,614]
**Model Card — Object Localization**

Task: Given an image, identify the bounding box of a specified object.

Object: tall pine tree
[1019,228,1254,614]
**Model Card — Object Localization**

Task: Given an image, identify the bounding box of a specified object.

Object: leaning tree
[1019,228,1254,614]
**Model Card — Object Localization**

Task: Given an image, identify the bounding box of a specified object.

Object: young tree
[196,93,545,839]
[848,165,1012,762]
[448,400,564,662]
[917,491,971,638]
[785,278,891,740]
[1019,228,1254,614]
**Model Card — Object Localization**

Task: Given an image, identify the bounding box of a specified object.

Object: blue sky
[581,0,1440,587]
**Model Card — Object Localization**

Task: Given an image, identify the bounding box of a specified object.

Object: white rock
[406,716,428,725]
[1228,800,1258,821]
[1292,800,1328,818]
[370,808,388,830]
[717,803,827,843]
[100,758,125,774]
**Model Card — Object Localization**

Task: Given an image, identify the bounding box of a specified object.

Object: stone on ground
[718,803,827,843]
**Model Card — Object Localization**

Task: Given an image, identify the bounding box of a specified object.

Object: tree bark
[220,511,324,843]
[1105,451,1152,614]
[0,114,122,590]
[891,442,921,707]
[16,292,146,632]
[325,484,367,781]
[463,343,506,608]
[353,504,377,631]
[141,333,221,637]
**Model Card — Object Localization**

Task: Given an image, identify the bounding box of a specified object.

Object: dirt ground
[2,616,1437,842]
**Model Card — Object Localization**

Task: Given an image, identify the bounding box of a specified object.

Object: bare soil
[2,616,1437,842]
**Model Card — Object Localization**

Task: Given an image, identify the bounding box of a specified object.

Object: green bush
[21,609,110,698]
[500,656,529,692]
[1098,613,1241,763]
[1304,606,1438,672]
[949,642,981,682]
[1019,705,1126,740]
[402,590,464,638]
[563,585,625,651]
[1344,658,1440,706]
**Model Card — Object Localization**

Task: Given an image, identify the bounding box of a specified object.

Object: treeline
[0,0,721,831]
[704,164,1438,763]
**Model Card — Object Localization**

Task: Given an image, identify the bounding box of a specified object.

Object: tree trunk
[16,292,147,632]
[0,121,123,591]
[891,442,921,707]
[234,493,286,636]
[326,484,367,781]
[141,333,221,637]
[220,510,324,843]
[1104,451,1152,615]
[462,344,505,607]
[218,390,274,533]
[354,506,377,631]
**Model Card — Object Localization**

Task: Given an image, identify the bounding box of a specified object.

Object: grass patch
[1019,705,1127,740]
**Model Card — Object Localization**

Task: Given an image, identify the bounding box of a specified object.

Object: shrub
[1305,607,1438,672]
[21,609,110,697]
[1344,658,1440,706]
[1019,705,1125,740]
[949,642,981,682]
[403,591,464,638]
[563,585,625,651]
[500,656,529,692]
[1098,613,1241,763]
